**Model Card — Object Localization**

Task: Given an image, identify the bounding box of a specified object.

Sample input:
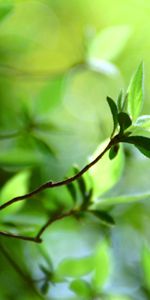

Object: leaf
[136,115,150,130]
[87,58,119,76]
[142,245,150,290]
[32,134,56,157]
[92,241,110,292]
[120,135,150,158]
[56,255,94,278]
[127,63,144,121]
[107,96,118,137]
[87,25,131,61]
[91,193,150,209]
[91,210,115,226]
[0,3,13,22]
[109,144,120,160]
[66,182,77,203]
[0,170,30,215]
[70,279,92,299]
[89,139,124,197]
[117,90,124,112]
[40,280,49,295]
[118,112,132,134]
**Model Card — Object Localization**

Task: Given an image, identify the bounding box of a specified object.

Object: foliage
[0,1,150,300]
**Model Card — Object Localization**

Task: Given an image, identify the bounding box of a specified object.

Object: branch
[0,231,42,243]
[0,136,118,212]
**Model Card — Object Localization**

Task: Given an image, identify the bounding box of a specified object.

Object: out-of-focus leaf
[40,280,49,295]
[141,245,150,290]
[0,170,30,214]
[87,58,119,76]
[127,63,144,121]
[118,112,132,134]
[136,115,150,130]
[117,90,124,112]
[107,96,118,137]
[70,279,92,299]
[108,296,132,300]
[56,255,94,278]
[92,241,110,292]
[0,130,20,140]
[0,150,39,167]
[120,135,150,158]
[87,25,131,61]
[0,3,13,21]
[35,74,64,115]
[91,192,150,209]
[66,182,77,203]
[32,134,56,157]
[91,210,115,226]
[89,140,124,197]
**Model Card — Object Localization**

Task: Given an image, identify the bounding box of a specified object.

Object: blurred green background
[0,0,150,299]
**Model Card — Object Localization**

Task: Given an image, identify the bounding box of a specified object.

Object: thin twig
[0,136,117,212]
[0,231,42,243]
[36,210,75,240]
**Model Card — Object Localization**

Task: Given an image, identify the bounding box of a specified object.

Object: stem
[0,136,117,211]
[36,210,75,240]
[0,231,42,243]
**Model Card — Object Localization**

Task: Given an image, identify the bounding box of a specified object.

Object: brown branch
[0,231,42,243]
[36,210,75,240]
[0,136,118,212]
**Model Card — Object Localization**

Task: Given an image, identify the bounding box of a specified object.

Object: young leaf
[70,279,92,299]
[87,25,131,62]
[107,96,118,136]
[91,210,115,226]
[117,90,124,112]
[120,135,150,158]
[118,112,132,134]
[109,144,120,160]
[66,182,77,203]
[136,115,150,130]
[127,62,144,121]
[92,241,110,292]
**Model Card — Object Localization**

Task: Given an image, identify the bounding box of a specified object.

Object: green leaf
[32,134,56,157]
[92,241,110,292]
[120,135,150,158]
[56,255,94,278]
[70,279,92,299]
[40,280,49,295]
[117,90,124,112]
[0,170,30,215]
[142,245,150,290]
[89,139,124,197]
[109,144,120,160]
[66,182,77,203]
[118,112,132,134]
[91,192,150,209]
[107,96,118,136]
[91,210,115,226]
[87,25,131,61]
[127,63,144,121]
[136,115,150,130]
[0,3,13,21]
